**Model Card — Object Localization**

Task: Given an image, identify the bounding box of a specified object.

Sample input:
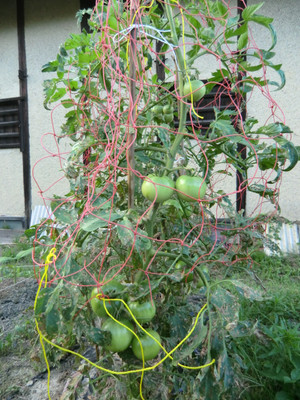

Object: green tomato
[163,113,173,123]
[183,80,206,102]
[152,105,163,115]
[91,280,123,318]
[163,104,174,114]
[132,329,161,361]
[176,175,207,202]
[128,300,156,324]
[175,261,193,283]
[102,318,134,352]
[142,175,175,203]
[196,277,205,288]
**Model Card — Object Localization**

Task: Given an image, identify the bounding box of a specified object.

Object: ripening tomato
[142,175,175,203]
[176,175,207,202]
[183,80,206,102]
[102,318,134,352]
[132,329,161,361]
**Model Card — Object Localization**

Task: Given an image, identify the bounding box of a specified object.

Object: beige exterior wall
[26,0,80,211]
[246,0,300,220]
[0,0,299,222]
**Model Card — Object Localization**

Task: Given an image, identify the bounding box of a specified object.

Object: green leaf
[280,142,299,171]
[239,61,263,72]
[15,247,34,260]
[210,287,239,324]
[215,1,228,19]
[35,287,53,316]
[225,22,248,39]
[242,3,264,21]
[275,392,294,400]
[117,217,151,252]
[53,206,77,225]
[81,210,122,232]
[248,184,276,199]
[61,99,74,109]
[237,31,248,50]
[117,216,134,246]
[0,256,15,264]
[218,349,235,389]
[249,14,273,27]
[256,123,284,137]
[45,307,60,336]
[290,368,300,382]
[230,280,264,301]
[227,15,239,28]
[42,60,58,73]
[268,23,277,51]
[212,119,236,135]
[50,87,67,103]
[172,313,208,365]
[186,14,201,30]
[86,326,110,346]
[157,127,170,148]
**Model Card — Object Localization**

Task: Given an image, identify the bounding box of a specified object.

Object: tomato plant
[102,318,134,353]
[128,299,156,324]
[175,175,207,202]
[132,329,161,361]
[35,0,300,398]
[141,175,175,203]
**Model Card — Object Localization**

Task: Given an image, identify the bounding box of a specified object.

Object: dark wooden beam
[236,0,247,215]
[17,0,31,228]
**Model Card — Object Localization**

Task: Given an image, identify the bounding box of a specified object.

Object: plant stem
[164,2,188,173]
[127,0,138,209]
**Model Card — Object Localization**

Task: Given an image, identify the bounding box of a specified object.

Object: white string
[113,24,179,69]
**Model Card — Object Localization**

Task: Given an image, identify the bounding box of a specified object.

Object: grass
[225,252,300,400]
[0,235,35,282]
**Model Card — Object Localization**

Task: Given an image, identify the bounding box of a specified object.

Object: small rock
[26,380,34,387]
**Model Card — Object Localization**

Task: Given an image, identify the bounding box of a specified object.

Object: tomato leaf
[242,3,264,21]
[172,312,207,365]
[81,210,123,232]
[46,307,60,336]
[237,31,248,50]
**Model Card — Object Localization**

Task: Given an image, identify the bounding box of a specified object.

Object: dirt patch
[0,278,97,400]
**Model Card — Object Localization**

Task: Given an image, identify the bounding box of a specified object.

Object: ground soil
[0,278,97,400]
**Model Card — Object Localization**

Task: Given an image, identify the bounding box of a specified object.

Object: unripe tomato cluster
[90,281,161,360]
[141,174,207,204]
